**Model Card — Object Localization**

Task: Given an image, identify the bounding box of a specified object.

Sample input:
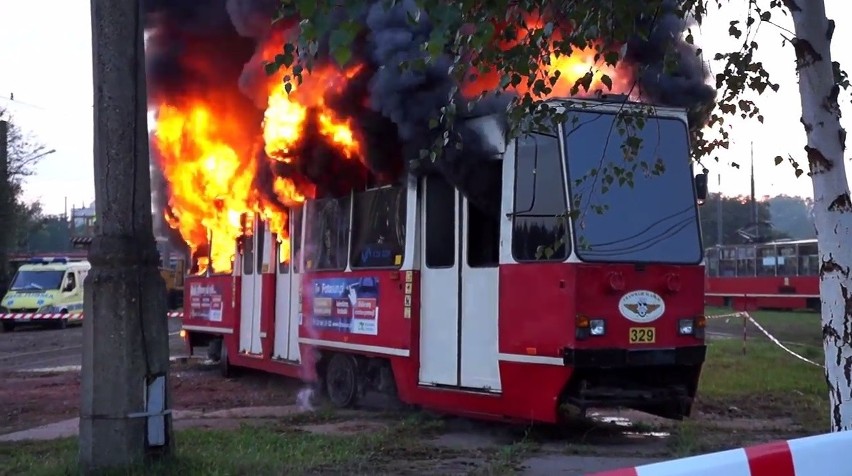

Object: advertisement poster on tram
[188,281,224,322]
[309,277,379,335]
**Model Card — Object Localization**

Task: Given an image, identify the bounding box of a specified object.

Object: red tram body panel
[704,239,820,312]
[180,98,709,424]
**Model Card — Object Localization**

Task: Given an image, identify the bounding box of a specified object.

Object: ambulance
[0,257,90,332]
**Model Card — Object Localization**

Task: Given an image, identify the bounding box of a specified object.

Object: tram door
[239,217,269,355]
[272,207,303,363]
[418,175,502,391]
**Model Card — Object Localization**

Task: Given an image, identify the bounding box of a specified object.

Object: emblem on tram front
[618,290,666,323]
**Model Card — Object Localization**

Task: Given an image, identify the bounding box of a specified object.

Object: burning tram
[179,97,709,423]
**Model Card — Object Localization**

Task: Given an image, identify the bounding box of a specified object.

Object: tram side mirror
[694,173,708,205]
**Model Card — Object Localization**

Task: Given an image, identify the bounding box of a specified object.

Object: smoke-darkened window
[350,186,407,269]
[242,233,254,275]
[256,220,266,273]
[564,110,702,264]
[425,175,456,268]
[468,161,502,268]
[512,132,569,262]
[304,196,352,271]
[280,206,304,274]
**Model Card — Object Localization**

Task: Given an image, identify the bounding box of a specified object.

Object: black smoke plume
[143,0,716,224]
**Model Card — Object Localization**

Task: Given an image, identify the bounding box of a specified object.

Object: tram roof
[705,238,818,251]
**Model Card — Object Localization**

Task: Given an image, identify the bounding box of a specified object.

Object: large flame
[461,13,634,99]
[151,38,363,275]
[150,11,634,276]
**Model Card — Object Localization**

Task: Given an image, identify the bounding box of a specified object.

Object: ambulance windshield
[10,270,65,291]
[563,109,703,264]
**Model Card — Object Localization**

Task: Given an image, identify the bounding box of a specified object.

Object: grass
[0,417,442,476]
[1,427,376,476]
[663,308,831,454]
[705,305,823,347]
[0,413,529,476]
[699,339,825,400]
[696,310,829,434]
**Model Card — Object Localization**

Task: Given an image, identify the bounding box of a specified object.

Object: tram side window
[512,132,569,261]
[468,160,502,268]
[719,247,736,277]
[705,248,719,276]
[756,245,776,276]
[304,196,352,271]
[776,244,797,276]
[242,231,254,275]
[350,186,407,269]
[278,223,290,275]
[284,206,303,274]
[256,221,266,272]
[425,175,455,268]
[798,242,819,275]
[736,246,756,277]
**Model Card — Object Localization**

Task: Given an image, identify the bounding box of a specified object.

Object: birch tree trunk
[787,0,852,431]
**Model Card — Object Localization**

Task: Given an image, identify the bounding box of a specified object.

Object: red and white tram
[180,97,710,423]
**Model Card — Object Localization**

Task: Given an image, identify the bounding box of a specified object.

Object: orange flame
[461,13,634,99]
[151,37,364,275]
[153,99,256,274]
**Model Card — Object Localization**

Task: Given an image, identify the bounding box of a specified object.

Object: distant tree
[767,194,816,240]
[699,193,788,247]
[16,208,72,255]
[0,108,49,181]
[0,108,48,284]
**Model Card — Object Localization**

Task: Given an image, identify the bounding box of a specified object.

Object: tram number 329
[629,327,656,344]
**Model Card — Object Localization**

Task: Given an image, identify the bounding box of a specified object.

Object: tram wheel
[219,339,234,378]
[325,353,361,408]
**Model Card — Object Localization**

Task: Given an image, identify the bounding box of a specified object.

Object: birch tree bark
[786,0,852,430]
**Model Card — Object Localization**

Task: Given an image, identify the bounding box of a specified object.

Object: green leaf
[295,0,316,18]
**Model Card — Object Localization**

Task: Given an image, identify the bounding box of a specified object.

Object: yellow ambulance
[0,257,90,331]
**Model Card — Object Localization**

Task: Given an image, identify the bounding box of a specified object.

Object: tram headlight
[677,318,694,335]
[589,319,606,336]
[678,317,706,338]
[576,315,606,339]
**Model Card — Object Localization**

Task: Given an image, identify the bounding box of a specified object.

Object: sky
[0,1,849,216]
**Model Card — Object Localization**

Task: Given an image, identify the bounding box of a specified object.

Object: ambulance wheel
[325,353,361,408]
[1,321,13,332]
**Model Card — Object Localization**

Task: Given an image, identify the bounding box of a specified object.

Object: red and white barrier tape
[705,312,749,320]
[0,311,184,320]
[591,430,852,476]
[706,311,823,368]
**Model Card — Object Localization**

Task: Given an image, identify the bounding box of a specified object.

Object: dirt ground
[0,318,826,474]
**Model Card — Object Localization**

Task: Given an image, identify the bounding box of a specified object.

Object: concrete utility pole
[80,0,174,471]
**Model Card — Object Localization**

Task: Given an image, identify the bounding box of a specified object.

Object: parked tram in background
[704,238,820,312]
[179,97,710,423]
